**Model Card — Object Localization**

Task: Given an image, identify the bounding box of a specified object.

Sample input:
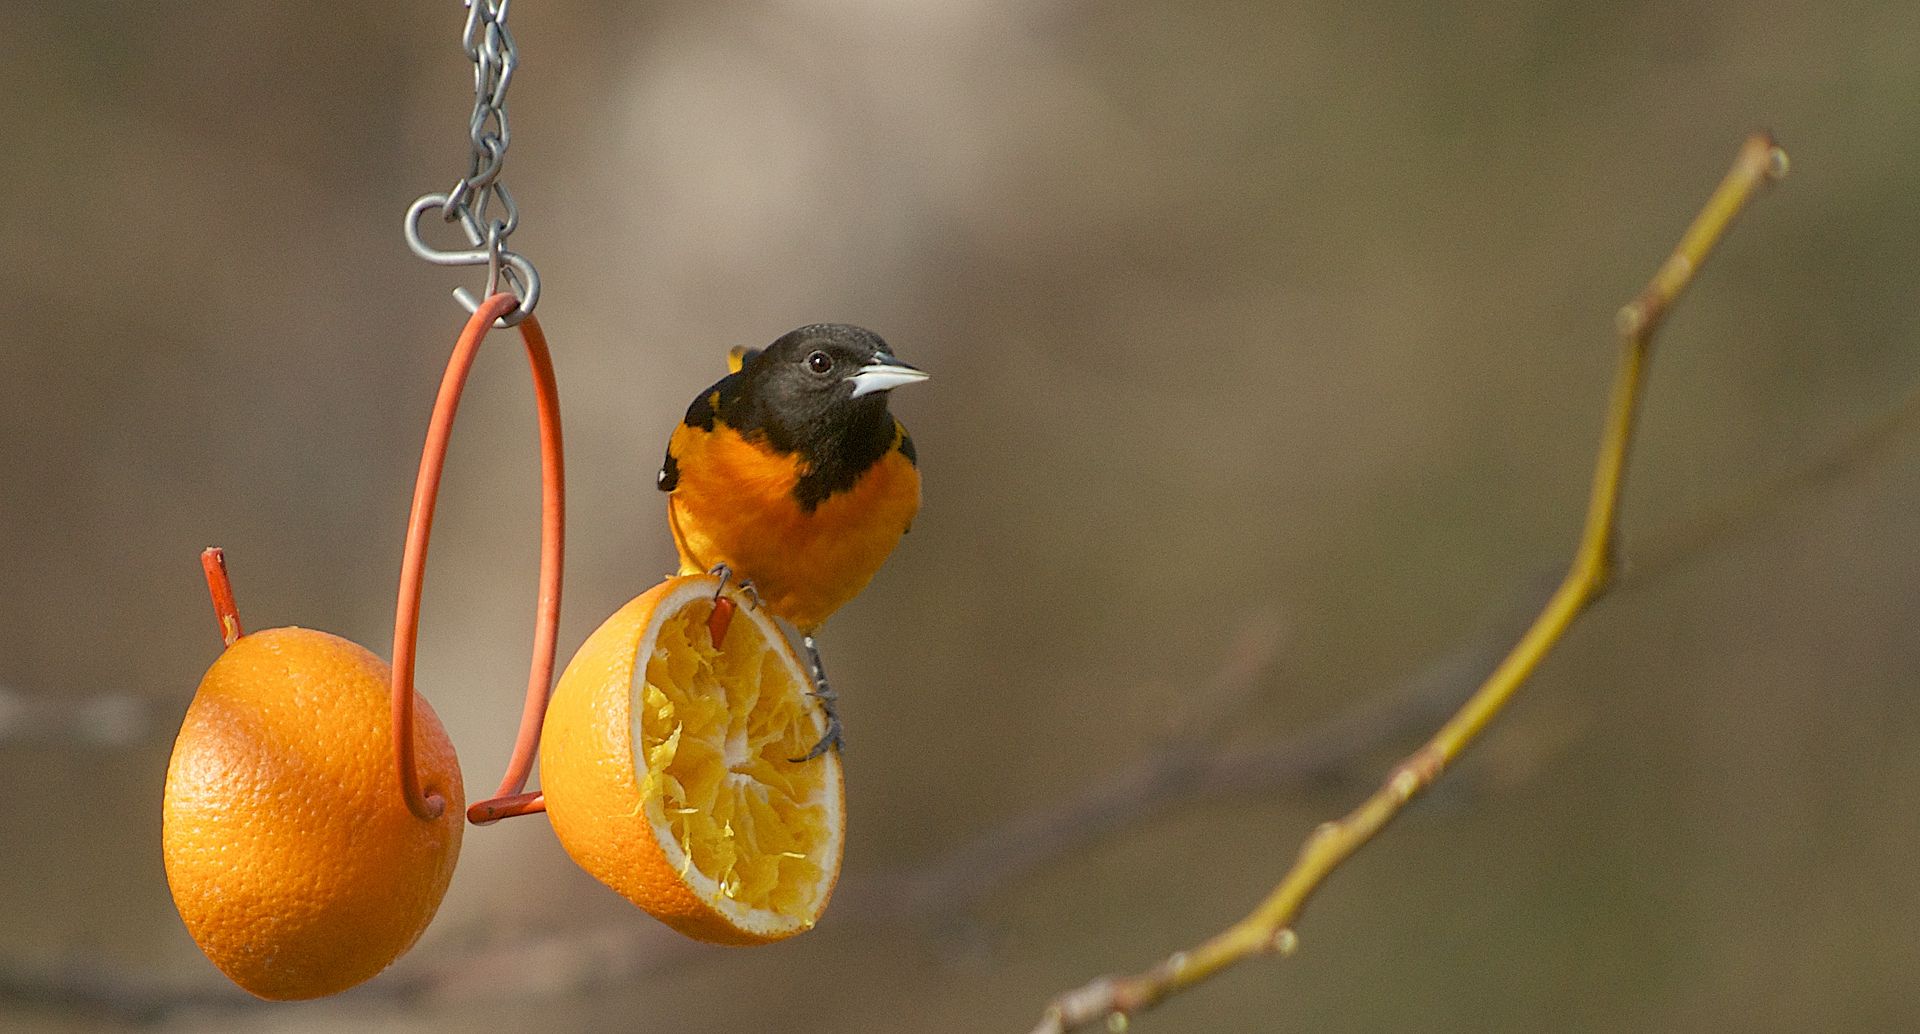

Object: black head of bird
[721,323,927,464]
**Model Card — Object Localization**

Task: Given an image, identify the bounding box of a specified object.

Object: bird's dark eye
[805,350,834,375]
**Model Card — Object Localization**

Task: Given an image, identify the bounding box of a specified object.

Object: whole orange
[162,626,464,999]
[541,575,844,945]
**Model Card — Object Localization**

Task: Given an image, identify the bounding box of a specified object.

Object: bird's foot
[792,683,844,762]
[792,634,843,761]
[706,563,760,609]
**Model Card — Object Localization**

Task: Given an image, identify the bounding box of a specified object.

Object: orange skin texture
[539,578,844,945]
[666,417,920,632]
[161,627,464,1000]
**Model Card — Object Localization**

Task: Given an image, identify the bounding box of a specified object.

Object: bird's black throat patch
[786,402,898,510]
[711,376,898,511]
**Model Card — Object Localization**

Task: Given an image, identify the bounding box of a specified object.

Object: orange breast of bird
[666,418,920,633]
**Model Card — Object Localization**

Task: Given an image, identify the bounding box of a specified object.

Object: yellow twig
[1032,131,1789,1034]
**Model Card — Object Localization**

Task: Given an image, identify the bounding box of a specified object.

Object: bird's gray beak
[849,358,930,398]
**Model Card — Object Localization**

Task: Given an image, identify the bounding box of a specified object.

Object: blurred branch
[845,607,1293,926]
[840,586,1545,929]
[1625,375,1920,587]
[1030,132,1790,1034]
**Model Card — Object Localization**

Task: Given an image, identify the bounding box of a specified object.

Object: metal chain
[404,0,541,326]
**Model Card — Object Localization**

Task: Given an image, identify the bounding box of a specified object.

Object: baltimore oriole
[657,323,927,759]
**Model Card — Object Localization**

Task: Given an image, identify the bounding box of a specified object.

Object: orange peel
[162,627,464,999]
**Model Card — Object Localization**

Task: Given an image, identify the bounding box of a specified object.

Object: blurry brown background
[5,1,1919,1031]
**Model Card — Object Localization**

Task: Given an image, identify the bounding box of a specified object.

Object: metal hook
[454,252,538,327]
[403,193,540,327]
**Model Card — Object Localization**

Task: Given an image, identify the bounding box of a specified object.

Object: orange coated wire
[708,595,736,648]
[200,547,244,647]
[392,292,565,823]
